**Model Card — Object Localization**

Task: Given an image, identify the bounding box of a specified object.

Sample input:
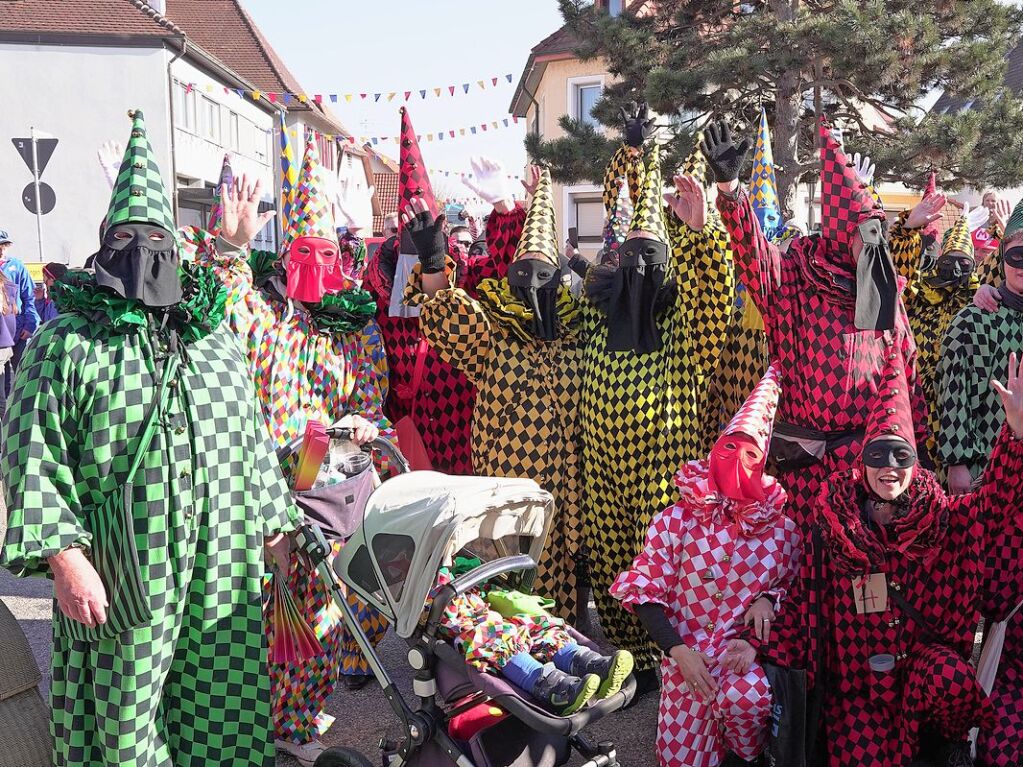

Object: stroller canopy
[335,472,554,638]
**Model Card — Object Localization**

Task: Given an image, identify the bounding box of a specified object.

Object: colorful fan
[292,420,329,491]
[269,570,321,664]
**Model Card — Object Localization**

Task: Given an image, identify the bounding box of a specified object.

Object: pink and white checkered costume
[612,465,801,767]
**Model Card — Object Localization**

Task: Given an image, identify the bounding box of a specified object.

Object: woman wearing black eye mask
[767,345,1023,767]
[406,166,591,628]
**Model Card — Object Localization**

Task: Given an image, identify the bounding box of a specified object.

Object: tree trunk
[770,0,804,215]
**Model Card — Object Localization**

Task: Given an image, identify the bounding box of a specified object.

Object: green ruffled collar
[54,263,227,343]
[252,266,377,335]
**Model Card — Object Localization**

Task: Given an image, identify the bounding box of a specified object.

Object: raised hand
[665,174,707,231]
[905,193,946,230]
[400,197,447,273]
[701,120,752,185]
[97,140,124,189]
[620,101,655,149]
[221,174,276,247]
[852,152,875,187]
[462,156,516,210]
[521,164,543,199]
[992,197,1012,234]
[992,351,1023,439]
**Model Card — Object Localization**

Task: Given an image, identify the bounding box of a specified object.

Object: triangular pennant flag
[298,94,308,104]
[420,90,427,99]
[388,92,396,101]
[492,77,498,86]
[283,93,292,104]
[427,134,433,142]
[329,94,338,103]
[314,95,322,104]
[503,119,509,127]
[372,137,379,145]
[434,88,441,97]
[205,84,213,93]
[463,83,470,94]
[235,88,244,98]
[470,127,477,135]
[448,86,455,96]
[404,91,411,100]
[513,116,519,124]
[449,130,455,138]
[438,133,443,141]
[492,121,498,129]
[506,74,513,83]
[374,93,382,102]
[345,94,352,103]
[254,90,263,101]
[185,83,193,93]
[460,128,466,136]
[477,80,485,89]
[360,93,367,100]
[481,124,488,131]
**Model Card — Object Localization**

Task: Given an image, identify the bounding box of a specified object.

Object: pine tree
[526,0,1023,208]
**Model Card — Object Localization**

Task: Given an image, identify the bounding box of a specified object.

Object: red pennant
[359,93,367,100]
[481,124,488,131]
[314,94,322,104]
[404,91,412,100]
[449,130,455,138]
[448,85,455,96]
[492,77,498,86]
[268,92,277,103]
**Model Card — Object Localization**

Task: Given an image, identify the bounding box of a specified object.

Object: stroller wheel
[314,746,375,767]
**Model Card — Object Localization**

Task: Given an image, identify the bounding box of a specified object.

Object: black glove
[406,210,447,274]
[701,120,751,183]
[620,101,654,148]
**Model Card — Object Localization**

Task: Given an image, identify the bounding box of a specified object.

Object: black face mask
[924,253,975,289]
[507,259,562,341]
[92,223,182,308]
[1003,245,1023,270]
[606,236,669,353]
[863,436,917,469]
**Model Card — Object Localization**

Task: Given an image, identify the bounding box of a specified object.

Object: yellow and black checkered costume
[581,145,735,670]
[403,193,587,621]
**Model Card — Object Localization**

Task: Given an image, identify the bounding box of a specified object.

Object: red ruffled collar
[817,468,949,573]
[674,460,787,537]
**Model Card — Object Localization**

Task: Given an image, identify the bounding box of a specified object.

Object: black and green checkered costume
[0,271,297,767]
[937,301,1023,476]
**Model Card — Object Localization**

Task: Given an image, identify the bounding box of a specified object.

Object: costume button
[705,622,715,631]
[179,467,191,478]
[175,425,186,435]
[722,555,731,563]
[714,592,723,600]
[891,581,901,591]
[888,619,900,627]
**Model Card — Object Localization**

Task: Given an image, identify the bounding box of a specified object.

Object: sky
[241,0,564,199]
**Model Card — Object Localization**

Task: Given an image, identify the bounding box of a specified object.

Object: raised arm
[196,175,276,292]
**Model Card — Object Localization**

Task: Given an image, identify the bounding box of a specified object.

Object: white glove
[965,202,990,232]
[829,126,844,148]
[334,171,374,233]
[97,140,123,189]
[462,156,515,207]
[852,152,874,187]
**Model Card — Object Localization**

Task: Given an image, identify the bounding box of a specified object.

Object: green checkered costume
[0,270,298,767]
[937,301,1023,476]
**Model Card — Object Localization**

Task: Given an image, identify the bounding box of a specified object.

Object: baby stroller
[281,423,634,767]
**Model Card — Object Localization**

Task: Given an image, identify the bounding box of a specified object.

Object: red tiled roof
[372,172,399,236]
[531,24,578,58]
[0,0,181,36]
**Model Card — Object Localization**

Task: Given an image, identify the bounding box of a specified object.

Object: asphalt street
[0,511,659,767]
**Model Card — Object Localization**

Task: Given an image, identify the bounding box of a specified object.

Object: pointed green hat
[104,110,176,232]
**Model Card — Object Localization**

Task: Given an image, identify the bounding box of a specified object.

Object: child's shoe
[531,664,600,715]
[569,647,635,699]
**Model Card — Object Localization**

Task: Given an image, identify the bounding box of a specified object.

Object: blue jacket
[35,296,59,324]
[0,256,39,338]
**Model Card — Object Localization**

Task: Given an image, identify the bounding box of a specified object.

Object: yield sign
[12,137,58,177]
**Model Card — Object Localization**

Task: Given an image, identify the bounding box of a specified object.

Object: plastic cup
[868,653,895,672]
[341,452,371,477]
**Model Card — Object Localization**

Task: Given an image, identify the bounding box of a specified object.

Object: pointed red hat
[819,116,883,252]
[718,362,782,462]
[398,107,439,233]
[863,342,915,450]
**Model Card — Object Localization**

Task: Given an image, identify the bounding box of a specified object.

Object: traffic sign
[12,137,58,176]
[22,182,56,215]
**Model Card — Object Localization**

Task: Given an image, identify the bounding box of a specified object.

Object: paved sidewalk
[0,513,659,766]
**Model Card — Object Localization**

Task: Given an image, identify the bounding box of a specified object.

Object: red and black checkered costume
[767,424,1023,767]
[977,511,1023,767]
[364,227,515,475]
[714,188,928,534]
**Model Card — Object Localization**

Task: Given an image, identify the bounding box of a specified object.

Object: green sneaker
[532,665,600,715]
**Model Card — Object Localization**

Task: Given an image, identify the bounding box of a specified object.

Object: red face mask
[708,433,767,502]
[286,236,346,303]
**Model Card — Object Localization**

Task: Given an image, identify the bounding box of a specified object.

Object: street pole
[30,126,44,263]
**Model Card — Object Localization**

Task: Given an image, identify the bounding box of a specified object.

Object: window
[199,97,220,143]
[575,83,602,128]
[229,112,240,151]
[173,81,196,132]
[574,196,604,244]
[608,0,624,15]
